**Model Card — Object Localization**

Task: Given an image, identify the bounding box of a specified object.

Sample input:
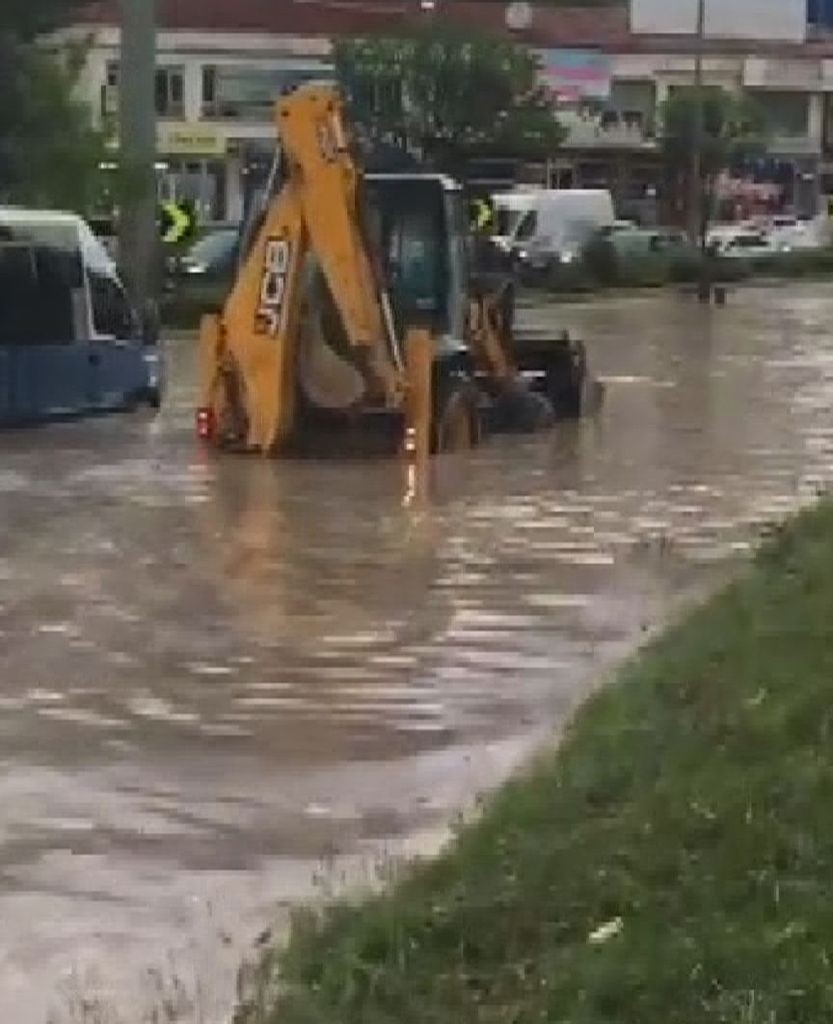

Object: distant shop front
[156,122,230,222]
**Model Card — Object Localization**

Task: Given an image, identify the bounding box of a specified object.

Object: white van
[491,188,540,251]
[0,208,162,424]
[496,189,616,272]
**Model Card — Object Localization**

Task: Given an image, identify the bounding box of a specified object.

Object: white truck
[490,187,540,251]
[491,188,615,276]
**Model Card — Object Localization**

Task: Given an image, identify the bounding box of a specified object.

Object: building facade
[57,19,333,222]
[56,0,833,224]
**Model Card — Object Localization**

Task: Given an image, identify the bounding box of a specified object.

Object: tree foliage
[0,0,104,211]
[0,0,83,41]
[659,88,767,230]
[335,26,564,175]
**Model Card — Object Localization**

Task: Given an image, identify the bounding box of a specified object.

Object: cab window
[89,270,134,339]
[496,206,525,236]
[514,210,537,242]
[0,235,80,345]
[79,223,135,340]
[367,179,448,331]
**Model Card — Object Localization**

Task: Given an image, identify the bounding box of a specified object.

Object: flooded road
[3,283,833,1021]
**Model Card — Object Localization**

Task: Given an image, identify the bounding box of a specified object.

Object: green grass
[236,502,833,1024]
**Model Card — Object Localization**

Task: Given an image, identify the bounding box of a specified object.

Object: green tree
[0,0,84,39]
[659,88,767,238]
[0,0,104,210]
[335,25,564,177]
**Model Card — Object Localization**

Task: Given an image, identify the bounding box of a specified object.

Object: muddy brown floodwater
[3,284,833,1022]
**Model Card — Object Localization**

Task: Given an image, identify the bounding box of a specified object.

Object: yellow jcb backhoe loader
[197,83,594,459]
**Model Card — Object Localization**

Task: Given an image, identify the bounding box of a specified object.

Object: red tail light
[196,407,215,440]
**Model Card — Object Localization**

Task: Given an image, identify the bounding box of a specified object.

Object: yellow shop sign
[158,124,226,157]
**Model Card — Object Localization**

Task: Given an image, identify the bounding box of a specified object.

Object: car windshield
[365,178,449,331]
[513,210,537,242]
[495,206,527,236]
[187,229,238,266]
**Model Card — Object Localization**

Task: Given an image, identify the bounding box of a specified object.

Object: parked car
[163,224,239,317]
[491,189,538,252]
[765,214,831,252]
[609,219,639,235]
[0,207,162,425]
[176,224,238,275]
[707,227,777,260]
[495,189,615,280]
[604,226,693,257]
[583,224,697,286]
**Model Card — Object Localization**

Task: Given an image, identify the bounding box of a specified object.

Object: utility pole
[118,0,157,311]
[688,0,706,248]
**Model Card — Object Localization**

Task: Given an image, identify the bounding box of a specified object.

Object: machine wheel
[215,362,250,448]
[433,381,481,453]
[491,381,554,433]
[543,336,587,420]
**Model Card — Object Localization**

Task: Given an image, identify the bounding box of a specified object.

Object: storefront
[156,123,229,223]
[718,156,822,220]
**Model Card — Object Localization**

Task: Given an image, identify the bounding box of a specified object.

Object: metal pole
[689,0,706,245]
[118,0,157,309]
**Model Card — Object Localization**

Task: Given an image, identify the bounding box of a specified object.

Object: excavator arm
[196,83,590,459]
[198,85,408,453]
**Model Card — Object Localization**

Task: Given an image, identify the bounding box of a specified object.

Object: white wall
[630,0,807,42]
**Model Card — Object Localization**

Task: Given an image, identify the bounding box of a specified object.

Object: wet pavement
[3,283,833,1021]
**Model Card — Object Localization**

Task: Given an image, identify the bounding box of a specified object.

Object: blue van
[0,208,162,425]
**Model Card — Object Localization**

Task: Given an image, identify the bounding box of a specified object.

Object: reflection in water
[1,286,833,1021]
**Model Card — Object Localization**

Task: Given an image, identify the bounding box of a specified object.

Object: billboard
[630,0,806,42]
[538,50,612,102]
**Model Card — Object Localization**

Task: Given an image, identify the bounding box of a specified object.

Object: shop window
[608,79,656,135]
[156,67,185,118]
[102,63,184,119]
[760,91,809,138]
[202,66,216,106]
[201,64,329,120]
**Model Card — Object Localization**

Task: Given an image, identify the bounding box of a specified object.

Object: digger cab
[364,174,470,350]
[197,84,594,457]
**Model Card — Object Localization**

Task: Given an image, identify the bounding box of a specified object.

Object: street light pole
[118,0,157,311]
[688,0,706,247]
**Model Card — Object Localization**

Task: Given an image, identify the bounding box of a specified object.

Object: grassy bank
[237,502,833,1024]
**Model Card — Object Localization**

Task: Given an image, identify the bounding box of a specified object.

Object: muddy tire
[491,383,555,433]
[216,362,249,448]
[543,336,587,420]
[433,382,481,453]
